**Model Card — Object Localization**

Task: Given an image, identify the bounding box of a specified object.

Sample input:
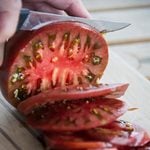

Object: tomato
[85,120,150,147]
[118,142,150,150]
[0,21,108,107]
[132,142,150,150]
[26,98,127,132]
[44,132,114,150]
[18,83,128,115]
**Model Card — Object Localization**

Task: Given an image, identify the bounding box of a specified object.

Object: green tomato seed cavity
[92,55,102,65]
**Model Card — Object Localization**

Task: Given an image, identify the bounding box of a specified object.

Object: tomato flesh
[18,83,129,115]
[44,132,114,150]
[26,98,127,132]
[85,120,150,147]
[0,21,108,106]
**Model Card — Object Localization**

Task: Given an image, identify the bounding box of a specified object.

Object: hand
[0,0,22,43]
[23,0,90,18]
[0,0,21,65]
[0,0,90,44]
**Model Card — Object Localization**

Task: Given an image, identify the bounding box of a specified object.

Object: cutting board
[0,51,150,150]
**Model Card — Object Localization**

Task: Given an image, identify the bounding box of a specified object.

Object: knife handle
[17,8,30,30]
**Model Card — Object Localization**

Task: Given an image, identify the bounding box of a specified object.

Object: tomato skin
[0,31,31,106]
[44,131,149,150]
[44,132,114,150]
[0,21,108,107]
[18,83,129,115]
[85,120,150,147]
[118,142,150,150]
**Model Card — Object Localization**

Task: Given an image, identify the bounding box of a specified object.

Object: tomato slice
[0,21,108,107]
[44,132,114,150]
[118,142,150,150]
[85,120,150,147]
[18,83,128,115]
[26,98,127,132]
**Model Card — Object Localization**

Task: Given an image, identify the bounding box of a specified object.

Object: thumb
[0,0,22,43]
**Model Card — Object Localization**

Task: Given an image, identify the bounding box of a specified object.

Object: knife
[0,9,130,66]
[18,9,130,33]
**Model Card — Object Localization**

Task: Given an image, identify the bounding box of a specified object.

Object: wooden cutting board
[0,51,150,150]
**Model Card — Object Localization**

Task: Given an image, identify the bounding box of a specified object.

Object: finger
[45,0,91,18]
[0,0,22,43]
[65,0,91,18]
[23,2,65,15]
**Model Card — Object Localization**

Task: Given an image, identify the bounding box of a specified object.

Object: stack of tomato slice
[18,84,150,150]
[0,21,149,150]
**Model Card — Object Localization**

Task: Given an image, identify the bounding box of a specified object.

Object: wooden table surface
[0,0,150,149]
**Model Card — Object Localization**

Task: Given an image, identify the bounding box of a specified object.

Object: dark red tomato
[26,98,127,132]
[0,21,108,107]
[131,142,150,150]
[119,141,150,150]
[44,132,114,150]
[18,83,128,115]
[86,120,150,147]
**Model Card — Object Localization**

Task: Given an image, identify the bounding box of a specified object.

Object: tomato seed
[63,32,70,41]
[102,107,113,114]
[91,108,102,119]
[92,55,102,65]
[125,122,134,132]
[16,67,25,73]
[11,67,25,83]
[32,42,44,62]
[34,53,42,62]
[51,56,58,63]
[73,37,80,45]
[85,71,95,82]
[92,108,99,115]
[11,72,25,83]
[32,40,44,51]
[67,48,73,58]
[13,86,28,101]
[23,55,36,68]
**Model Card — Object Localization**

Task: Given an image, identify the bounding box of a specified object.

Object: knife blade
[18,9,130,33]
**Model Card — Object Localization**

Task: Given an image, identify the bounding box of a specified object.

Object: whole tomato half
[0,21,108,107]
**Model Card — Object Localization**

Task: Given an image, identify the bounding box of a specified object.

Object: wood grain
[0,95,44,150]
[0,131,17,150]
